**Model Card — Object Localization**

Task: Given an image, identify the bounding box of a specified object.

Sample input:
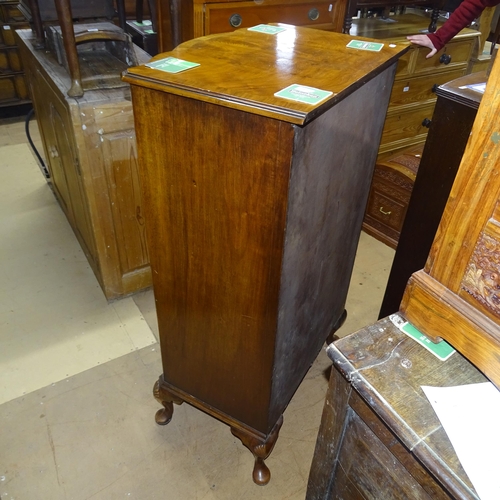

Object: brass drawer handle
[379,207,392,215]
[308,8,320,21]
[229,13,242,28]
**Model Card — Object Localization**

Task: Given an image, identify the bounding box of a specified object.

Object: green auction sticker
[346,40,384,52]
[248,24,288,34]
[274,84,333,105]
[390,314,455,361]
[146,57,200,74]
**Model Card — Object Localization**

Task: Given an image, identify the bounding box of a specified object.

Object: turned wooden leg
[153,378,183,425]
[53,0,83,97]
[231,415,284,485]
[27,0,45,49]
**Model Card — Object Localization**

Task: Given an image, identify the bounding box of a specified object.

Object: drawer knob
[308,8,320,21]
[379,207,392,215]
[229,13,242,28]
[439,53,452,65]
[431,83,439,93]
[422,118,432,128]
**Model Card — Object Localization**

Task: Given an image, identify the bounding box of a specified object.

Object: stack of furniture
[0,0,30,109]
[379,70,485,317]
[16,0,153,300]
[307,48,500,500]
[123,25,408,485]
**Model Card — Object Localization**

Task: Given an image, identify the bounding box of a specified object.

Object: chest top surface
[123,24,409,124]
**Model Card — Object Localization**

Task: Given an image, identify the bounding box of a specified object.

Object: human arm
[407,0,499,56]
[406,34,437,58]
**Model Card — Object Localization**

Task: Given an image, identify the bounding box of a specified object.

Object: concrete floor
[0,113,395,499]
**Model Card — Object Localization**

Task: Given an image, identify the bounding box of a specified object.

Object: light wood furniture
[16,29,152,300]
[356,13,479,246]
[123,26,408,484]
[350,12,479,162]
[156,0,348,51]
[306,317,484,499]
[379,71,485,318]
[401,54,500,389]
[20,0,126,96]
[0,0,30,108]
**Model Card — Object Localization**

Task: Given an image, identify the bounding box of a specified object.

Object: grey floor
[0,114,395,499]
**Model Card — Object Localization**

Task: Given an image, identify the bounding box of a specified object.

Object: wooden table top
[329,316,486,499]
[123,24,409,124]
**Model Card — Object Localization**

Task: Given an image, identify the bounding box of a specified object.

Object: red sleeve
[427,0,499,51]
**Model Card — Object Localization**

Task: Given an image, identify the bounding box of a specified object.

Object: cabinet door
[29,67,96,262]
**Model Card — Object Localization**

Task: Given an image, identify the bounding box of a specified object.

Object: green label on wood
[248,24,288,34]
[146,57,200,74]
[274,84,333,105]
[346,40,384,52]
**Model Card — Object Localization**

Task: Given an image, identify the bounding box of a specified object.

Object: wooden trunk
[123,26,408,483]
[307,317,484,499]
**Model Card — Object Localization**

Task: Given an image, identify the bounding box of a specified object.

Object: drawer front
[0,3,24,23]
[390,68,466,108]
[1,21,29,46]
[0,46,22,73]
[380,102,435,149]
[365,183,408,233]
[0,73,28,103]
[206,1,337,35]
[413,39,475,75]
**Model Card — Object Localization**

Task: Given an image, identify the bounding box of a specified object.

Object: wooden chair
[26,0,127,97]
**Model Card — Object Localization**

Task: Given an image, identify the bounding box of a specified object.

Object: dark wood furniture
[362,144,422,249]
[156,0,348,52]
[306,316,484,499]
[0,0,30,109]
[123,26,408,484]
[379,71,485,318]
[16,29,152,299]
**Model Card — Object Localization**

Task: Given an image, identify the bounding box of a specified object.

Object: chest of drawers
[157,0,347,51]
[351,13,479,162]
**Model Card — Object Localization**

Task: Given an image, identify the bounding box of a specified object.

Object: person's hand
[407,34,437,58]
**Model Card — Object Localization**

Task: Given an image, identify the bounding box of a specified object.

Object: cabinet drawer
[0,3,24,23]
[0,46,22,73]
[1,21,29,46]
[413,39,475,75]
[205,1,336,34]
[0,73,28,103]
[380,101,435,149]
[390,68,466,108]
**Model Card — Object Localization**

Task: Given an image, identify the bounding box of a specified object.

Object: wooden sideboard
[307,317,484,499]
[123,25,408,484]
[0,0,30,109]
[156,0,347,51]
[16,29,152,300]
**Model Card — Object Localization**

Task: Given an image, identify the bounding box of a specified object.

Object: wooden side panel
[270,65,396,423]
[131,85,295,433]
[334,410,433,500]
[100,130,151,286]
[306,367,352,500]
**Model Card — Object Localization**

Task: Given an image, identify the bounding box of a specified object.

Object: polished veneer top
[123,24,409,124]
